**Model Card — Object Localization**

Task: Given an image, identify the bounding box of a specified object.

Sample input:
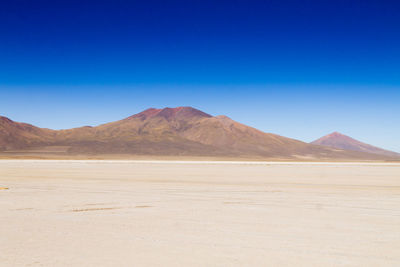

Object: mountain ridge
[311,132,400,158]
[1,108,398,160]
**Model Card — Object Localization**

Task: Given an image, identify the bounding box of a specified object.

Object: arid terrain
[1,160,399,266]
[2,107,399,160]
[311,132,400,158]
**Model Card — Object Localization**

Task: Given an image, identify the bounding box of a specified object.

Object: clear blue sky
[1,1,399,152]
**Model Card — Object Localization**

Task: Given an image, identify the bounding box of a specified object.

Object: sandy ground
[1,160,399,267]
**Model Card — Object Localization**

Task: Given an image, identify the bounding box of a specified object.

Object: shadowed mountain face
[0,107,398,160]
[311,132,400,158]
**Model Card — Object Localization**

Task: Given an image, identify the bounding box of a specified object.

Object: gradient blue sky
[1,0,399,151]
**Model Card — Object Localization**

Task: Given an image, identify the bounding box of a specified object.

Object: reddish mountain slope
[311,132,400,158]
[53,107,350,158]
[1,108,398,160]
[52,107,220,155]
[0,116,54,150]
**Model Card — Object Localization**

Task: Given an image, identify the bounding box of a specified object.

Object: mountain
[1,108,398,160]
[311,132,400,158]
[0,116,54,150]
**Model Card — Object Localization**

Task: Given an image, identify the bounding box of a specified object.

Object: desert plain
[1,160,399,267]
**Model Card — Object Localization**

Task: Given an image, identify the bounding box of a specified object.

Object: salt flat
[1,160,399,267]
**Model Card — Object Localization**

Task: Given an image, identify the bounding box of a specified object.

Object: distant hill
[1,108,398,160]
[311,132,400,158]
[0,116,54,150]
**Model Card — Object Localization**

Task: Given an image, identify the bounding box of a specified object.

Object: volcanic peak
[128,106,212,120]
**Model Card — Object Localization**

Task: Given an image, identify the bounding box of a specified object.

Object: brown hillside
[311,132,400,158]
[0,116,54,150]
[1,108,398,160]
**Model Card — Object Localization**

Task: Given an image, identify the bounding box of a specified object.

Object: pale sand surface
[1,160,399,266]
